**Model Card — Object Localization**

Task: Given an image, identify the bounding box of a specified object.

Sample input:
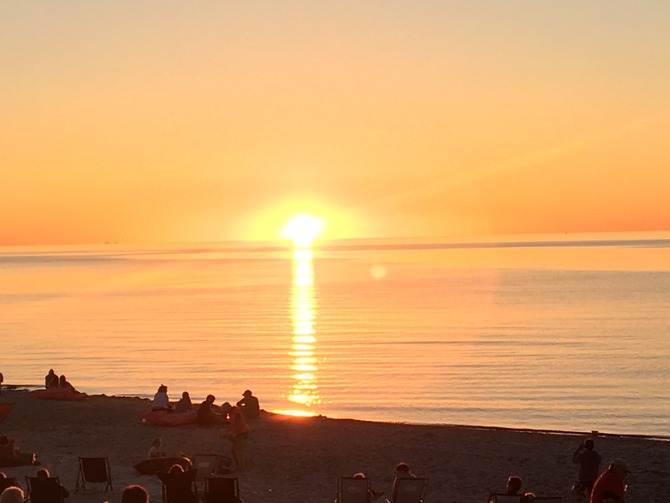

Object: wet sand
[0,389,668,503]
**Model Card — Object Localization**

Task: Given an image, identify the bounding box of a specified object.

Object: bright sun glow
[281,214,324,248]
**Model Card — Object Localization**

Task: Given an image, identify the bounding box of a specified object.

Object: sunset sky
[2,1,669,245]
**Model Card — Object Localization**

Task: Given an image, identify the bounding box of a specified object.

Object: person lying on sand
[0,435,37,466]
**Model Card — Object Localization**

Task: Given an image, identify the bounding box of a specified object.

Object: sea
[1,232,669,437]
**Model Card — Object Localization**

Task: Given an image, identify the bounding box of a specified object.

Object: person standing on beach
[590,458,630,503]
[573,438,602,495]
[228,406,250,471]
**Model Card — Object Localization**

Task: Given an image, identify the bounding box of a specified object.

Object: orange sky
[2,2,669,245]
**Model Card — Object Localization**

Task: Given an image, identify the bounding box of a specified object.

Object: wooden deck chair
[0,477,19,493]
[489,495,523,503]
[25,476,66,503]
[193,454,230,490]
[392,477,428,503]
[76,457,113,492]
[532,497,564,503]
[337,476,371,503]
[158,468,199,503]
[203,476,240,503]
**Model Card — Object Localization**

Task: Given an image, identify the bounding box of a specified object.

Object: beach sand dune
[1,390,668,503]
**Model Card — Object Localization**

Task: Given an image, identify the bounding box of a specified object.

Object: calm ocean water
[1,233,669,436]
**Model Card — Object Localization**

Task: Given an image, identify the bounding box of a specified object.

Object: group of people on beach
[0,468,69,503]
[485,437,630,503]
[151,385,260,421]
[149,384,259,472]
[44,369,77,392]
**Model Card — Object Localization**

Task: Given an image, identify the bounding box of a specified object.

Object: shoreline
[1,389,670,502]
[4,384,668,442]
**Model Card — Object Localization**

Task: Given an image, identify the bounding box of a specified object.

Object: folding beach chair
[392,477,428,503]
[193,453,231,491]
[203,476,240,503]
[337,476,371,503]
[0,477,19,493]
[76,456,113,492]
[25,476,66,503]
[489,495,522,503]
[158,468,199,503]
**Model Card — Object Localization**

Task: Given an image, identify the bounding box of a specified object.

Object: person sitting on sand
[196,395,226,427]
[58,375,76,393]
[174,392,193,413]
[227,406,250,471]
[45,370,58,389]
[0,486,25,503]
[148,437,166,459]
[152,385,171,412]
[0,437,17,457]
[121,485,149,503]
[236,389,260,419]
[36,469,69,499]
[0,435,36,465]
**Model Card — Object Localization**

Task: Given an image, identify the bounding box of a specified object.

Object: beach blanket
[134,456,192,475]
[31,389,88,401]
[0,402,14,423]
[142,410,197,426]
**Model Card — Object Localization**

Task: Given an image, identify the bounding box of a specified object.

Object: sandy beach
[0,389,668,503]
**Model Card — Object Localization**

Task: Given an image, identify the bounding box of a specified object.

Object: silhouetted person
[58,375,76,392]
[121,485,149,503]
[573,438,602,495]
[35,468,69,499]
[197,395,226,426]
[489,475,533,503]
[45,370,58,389]
[353,472,384,502]
[392,462,416,502]
[174,391,192,413]
[228,406,250,471]
[152,385,171,411]
[236,389,260,419]
[0,486,25,503]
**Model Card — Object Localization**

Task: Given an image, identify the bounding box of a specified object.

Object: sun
[281,214,324,248]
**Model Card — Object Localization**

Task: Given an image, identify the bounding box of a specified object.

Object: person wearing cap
[590,458,630,503]
[236,390,260,419]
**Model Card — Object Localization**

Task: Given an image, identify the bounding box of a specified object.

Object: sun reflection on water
[287,247,321,411]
